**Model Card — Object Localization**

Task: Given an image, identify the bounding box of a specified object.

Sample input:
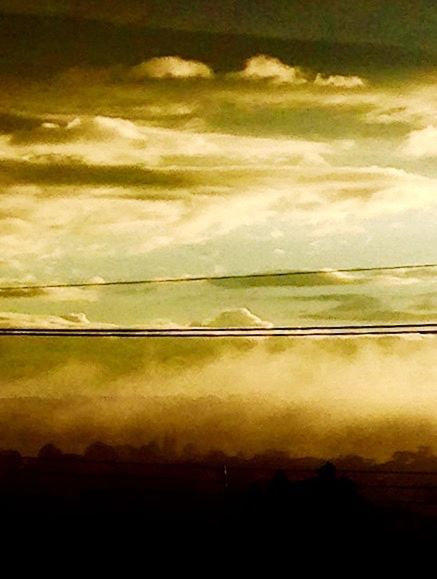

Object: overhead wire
[1,323,437,338]
[0,262,436,291]
[1,262,437,336]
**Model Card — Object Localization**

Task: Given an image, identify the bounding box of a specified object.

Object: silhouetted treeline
[1,443,437,553]
[3,440,437,471]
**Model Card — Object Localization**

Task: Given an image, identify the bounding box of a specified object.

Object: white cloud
[362,84,437,128]
[10,115,142,146]
[2,161,437,261]
[150,308,272,329]
[403,125,437,158]
[372,274,422,287]
[3,73,437,267]
[231,55,308,84]
[364,106,414,125]
[195,308,272,328]
[314,73,366,89]
[3,114,334,167]
[128,56,214,80]
[229,56,366,89]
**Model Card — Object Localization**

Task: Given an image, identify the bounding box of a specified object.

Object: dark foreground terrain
[2,446,437,559]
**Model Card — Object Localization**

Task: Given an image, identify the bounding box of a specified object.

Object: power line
[1,322,435,332]
[1,262,436,292]
[1,324,437,338]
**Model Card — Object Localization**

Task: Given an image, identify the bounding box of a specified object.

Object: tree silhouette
[38,443,63,460]
[84,441,118,462]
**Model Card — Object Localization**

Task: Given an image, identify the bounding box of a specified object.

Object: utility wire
[2,262,436,337]
[0,322,435,332]
[1,324,437,338]
[1,262,436,291]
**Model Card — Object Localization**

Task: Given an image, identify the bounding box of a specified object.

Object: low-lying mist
[1,335,437,459]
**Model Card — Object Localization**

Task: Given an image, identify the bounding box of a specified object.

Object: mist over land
[1,335,437,459]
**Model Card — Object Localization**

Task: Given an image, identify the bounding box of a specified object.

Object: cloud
[10,116,142,146]
[364,106,413,126]
[0,112,43,134]
[308,305,437,323]
[1,161,436,261]
[403,125,437,158]
[294,286,437,323]
[314,73,366,88]
[0,158,191,189]
[360,83,437,129]
[210,271,361,290]
[0,311,114,328]
[0,283,100,302]
[231,55,308,84]
[1,75,437,271]
[228,55,367,89]
[194,307,272,328]
[128,57,214,80]
[0,287,47,299]
[5,114,333,168]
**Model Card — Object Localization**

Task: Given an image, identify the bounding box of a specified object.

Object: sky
[2,1,437,52]
[1,5,437,457]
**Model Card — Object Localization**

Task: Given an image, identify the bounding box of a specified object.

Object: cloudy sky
[1,6,437,327]
[1,4,437,457]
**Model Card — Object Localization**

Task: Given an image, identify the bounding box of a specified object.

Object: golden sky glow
[1,9,437,458]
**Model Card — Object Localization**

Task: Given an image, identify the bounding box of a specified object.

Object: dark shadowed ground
[2,444,437,559]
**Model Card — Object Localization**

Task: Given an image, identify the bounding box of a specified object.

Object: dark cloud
[0,112,43,134]
[0,1,152,24]
[0,157,325,199]
[306,293,437,323]
[0,158,191,190]
[290,294,379,305]
[0,287,48,299]
[2,1,437,55]
[209,272,358,290]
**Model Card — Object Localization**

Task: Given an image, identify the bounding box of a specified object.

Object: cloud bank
[124,54,366,87]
